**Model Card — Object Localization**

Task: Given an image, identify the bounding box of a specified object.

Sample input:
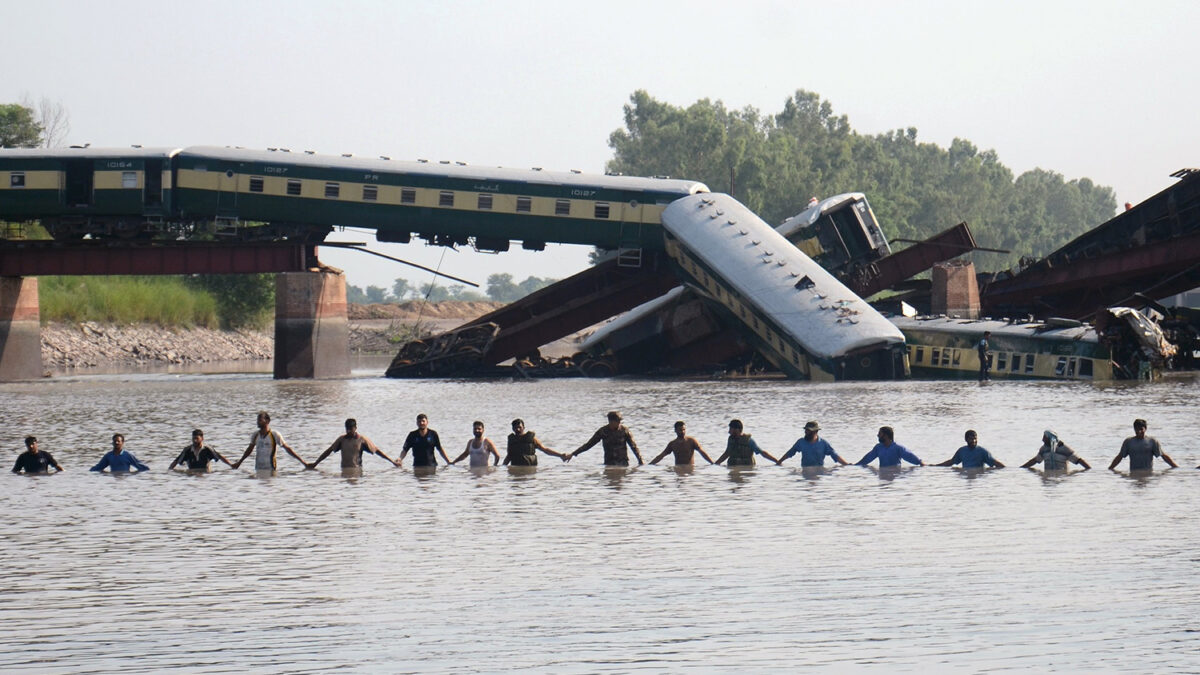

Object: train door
[215,166,239,218]
[64,159,93,207]
[144,159,164,210]
[616,199,646,267]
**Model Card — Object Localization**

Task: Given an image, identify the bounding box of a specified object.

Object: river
[2,368,1198,672]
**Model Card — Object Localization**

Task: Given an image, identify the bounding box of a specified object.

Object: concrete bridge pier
[0,277,43,381]
[274,270,350,379]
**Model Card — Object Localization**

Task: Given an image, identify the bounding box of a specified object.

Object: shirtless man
[232,411,308,471]
[309,418,399,470]
[650,421,713,465]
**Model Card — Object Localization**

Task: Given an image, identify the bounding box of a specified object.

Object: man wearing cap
[1021,430,1090,470]
[714,419,780,467]
[778,421,847,467]
[855,427,923,468]
[1108,418,1176,471]
[934,430,1004,468]
[568,411,644,466]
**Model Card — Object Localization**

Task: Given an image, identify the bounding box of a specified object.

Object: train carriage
[172,146,708,250]
[0,147,178,238]
[661,193,908,381]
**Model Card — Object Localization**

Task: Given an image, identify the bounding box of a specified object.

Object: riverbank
[39,301,509,370]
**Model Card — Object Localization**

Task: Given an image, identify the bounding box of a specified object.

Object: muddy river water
[2,368,1198,672]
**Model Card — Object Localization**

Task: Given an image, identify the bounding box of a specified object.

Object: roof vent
[304,150,315,155]
[342,153,353,157]
[380,156,390,160]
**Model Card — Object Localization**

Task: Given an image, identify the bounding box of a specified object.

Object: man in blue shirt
[856,426,923,467]
[90,433,149,473]
[779,421,848,467]
[934,430,1004,468]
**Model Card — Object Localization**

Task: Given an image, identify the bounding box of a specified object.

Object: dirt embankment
[40,301,506,368]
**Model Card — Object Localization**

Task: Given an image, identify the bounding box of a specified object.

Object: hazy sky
[4,0,1198,293]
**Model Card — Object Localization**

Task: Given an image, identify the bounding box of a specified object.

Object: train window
[287,179,302,196]
[325,182,340,199]
[249,177,264,193]
[595,203,610,219]
[996,352,1007,370]
[9,172,25,188]
[914,347,924,363]
[122,172,137,188]
[930,348,940,366]
[477,193,493,210]
[516,196,532,213]
[1025,354,1035,374]
[1011,354,1021,372]
[362,185,378,202]
[952,349,961,366]
[1055,356,1068,376]
[1067,358,1076,377]
[438,191,454,207]
[1079,359,1094,377]
[941,349,951,366]
[555,199,571,216]
[401,188,416,204]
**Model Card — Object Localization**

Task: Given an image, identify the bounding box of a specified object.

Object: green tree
[365,285,388,303]
[187,274,275,329]
[391,278,411,301]
[0,104,42,148]
[486,273,519,302]
[346,284,369,304]
[420,283,452,302]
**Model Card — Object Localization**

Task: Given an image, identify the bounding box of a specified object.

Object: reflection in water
[0,373,1197,671]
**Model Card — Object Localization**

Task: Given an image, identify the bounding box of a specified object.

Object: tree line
[347,274,558,305]
[607,89,1117,270]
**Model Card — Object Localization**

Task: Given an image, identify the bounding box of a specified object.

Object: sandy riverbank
[37,301,576,369]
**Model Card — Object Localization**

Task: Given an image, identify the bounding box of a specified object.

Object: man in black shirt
[12,437,63,474]
[399,413,452,468]
[169,429,232,471]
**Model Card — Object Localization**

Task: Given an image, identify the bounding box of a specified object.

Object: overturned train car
[659,194,908,381]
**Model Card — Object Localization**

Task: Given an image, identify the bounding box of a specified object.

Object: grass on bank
[39,276,221,327]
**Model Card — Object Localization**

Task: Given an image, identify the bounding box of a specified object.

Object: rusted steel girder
[851,222,978,297]
[981,229,1200,319]
[0,240,316,276]
[460,254,680,363]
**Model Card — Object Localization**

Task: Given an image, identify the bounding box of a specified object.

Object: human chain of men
[11,411,1187,475]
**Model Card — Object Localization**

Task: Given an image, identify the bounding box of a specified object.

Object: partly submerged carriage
[660,193,908,381]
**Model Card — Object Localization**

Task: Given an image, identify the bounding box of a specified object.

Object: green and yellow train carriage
[892,315,1115,380]
[0,147,176,238]
[171,146,708,250]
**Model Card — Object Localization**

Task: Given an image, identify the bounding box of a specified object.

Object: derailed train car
[660,194,908,381]
[776,192,891,285]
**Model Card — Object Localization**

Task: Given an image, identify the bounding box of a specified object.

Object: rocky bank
[40,301,507,369]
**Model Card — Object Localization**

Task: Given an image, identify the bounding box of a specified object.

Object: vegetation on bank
[39,274,275,329]
[607,89,1117,270]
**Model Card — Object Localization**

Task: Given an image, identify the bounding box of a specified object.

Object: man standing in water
[399,413,452,468]
[856,427,924,467]
[1108,418,1177,471]
[977,331,992,381]
[169,429,232,471]
[714,419,780,467]
[568,411,644,466]
[90,433,150,472]
[933,430,1004,468]
[778,421,848,467]
[310,418,399,470]
[12,437,63,474]
[450,420,502,467]
[1021,430,1091,470]
[232,411,308,471]
[650,421,713,465]
[502,418,566,466]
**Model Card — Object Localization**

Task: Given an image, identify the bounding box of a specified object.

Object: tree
[419,283,452,302]
[391,278,411,301]
[365,285,388,303]
[187,274,275,329]
[21,96,69,148]
[486,273,518,302]
[346,284,369,304]
[0,104,42,148]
